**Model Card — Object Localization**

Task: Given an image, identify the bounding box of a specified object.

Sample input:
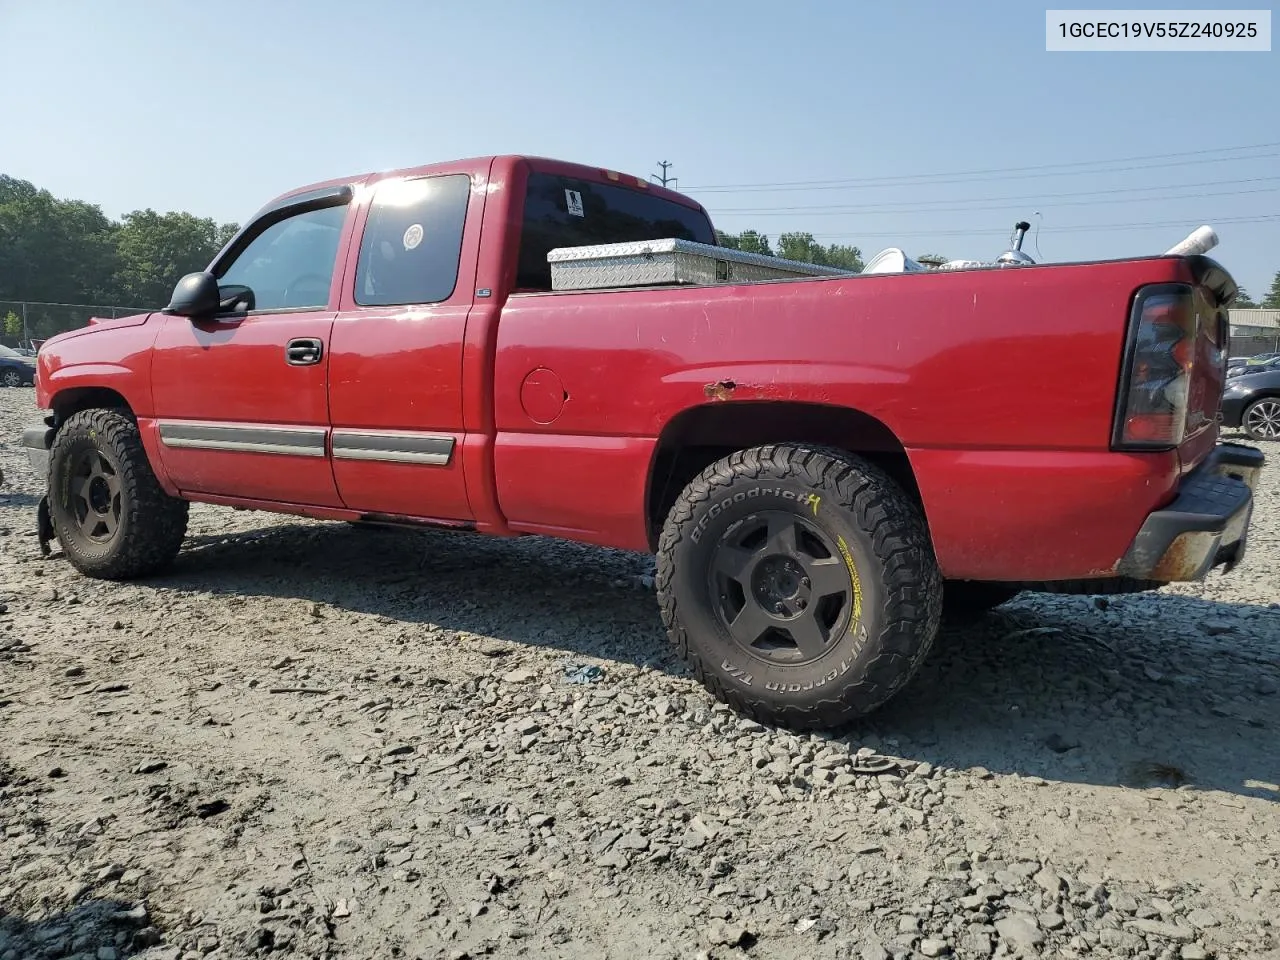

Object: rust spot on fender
[703,379,736,402]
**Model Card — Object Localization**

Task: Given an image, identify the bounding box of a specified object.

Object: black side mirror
[164,272,221,318]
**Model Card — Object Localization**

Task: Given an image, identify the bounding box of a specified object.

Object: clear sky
[2,0,1277,298]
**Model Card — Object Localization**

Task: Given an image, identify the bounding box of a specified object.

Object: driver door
[150,189,357,506]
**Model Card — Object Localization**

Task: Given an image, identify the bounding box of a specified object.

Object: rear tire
[48,408,189,580]
[656,443,942,731]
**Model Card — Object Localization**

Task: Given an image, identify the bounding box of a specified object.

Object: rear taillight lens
[1113,284,1195,449]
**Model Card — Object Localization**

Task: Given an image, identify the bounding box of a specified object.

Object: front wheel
[48,408,190,579]
[656,444,943,731]
[1243,397,1280,441]
[1,369,21,388]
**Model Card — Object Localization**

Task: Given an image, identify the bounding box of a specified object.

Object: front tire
[1,369,21,388]
[48,408,189,579]
[1243,397,1280,441]
[656,444,942,731]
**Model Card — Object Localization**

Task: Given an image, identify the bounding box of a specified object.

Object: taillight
[1113,284,1195,450]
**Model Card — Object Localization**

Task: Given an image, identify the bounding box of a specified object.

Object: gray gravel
[1,385,1277,960]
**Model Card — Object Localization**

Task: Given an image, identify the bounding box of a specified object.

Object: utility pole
[650,161,677,189]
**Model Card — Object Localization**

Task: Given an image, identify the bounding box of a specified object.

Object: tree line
[715,228,869,272]
[4,172,1279,342]
[1234,280,1280,309]
[1,174,239,340]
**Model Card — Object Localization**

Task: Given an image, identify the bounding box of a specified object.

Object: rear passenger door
[327,169,484,521]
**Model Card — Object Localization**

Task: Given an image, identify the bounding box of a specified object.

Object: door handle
[286,338,323,366]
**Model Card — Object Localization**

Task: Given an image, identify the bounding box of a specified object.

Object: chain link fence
[0,300,155,348]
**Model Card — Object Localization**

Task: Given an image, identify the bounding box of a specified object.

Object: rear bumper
[1115,442,1264,581]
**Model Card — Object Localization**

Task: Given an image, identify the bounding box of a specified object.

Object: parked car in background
[1227,355,1280,379]
[1227,351,1280,376]
[1222,362,1280,440]
[0,344,36,387]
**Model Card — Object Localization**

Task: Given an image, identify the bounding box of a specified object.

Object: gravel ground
[1,385,1277,960]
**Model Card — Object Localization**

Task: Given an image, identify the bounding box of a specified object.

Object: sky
[2,0,1278,299]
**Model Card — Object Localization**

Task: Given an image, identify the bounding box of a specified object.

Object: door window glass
[218,203,347,311]
[355,174,471,307]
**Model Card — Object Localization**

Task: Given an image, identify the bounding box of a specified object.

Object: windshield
[0,345,24,359]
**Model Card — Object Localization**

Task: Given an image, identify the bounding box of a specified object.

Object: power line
[716,175,1280,217]
[650,161,677,188]
[684,143,1280,193]
[710,178,1280,216]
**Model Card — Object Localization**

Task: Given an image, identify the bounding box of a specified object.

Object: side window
[355,174,470,307]
[217,203,347,311]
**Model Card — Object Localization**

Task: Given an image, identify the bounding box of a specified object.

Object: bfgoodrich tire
[48,408,189,580]
[656,444,943,731]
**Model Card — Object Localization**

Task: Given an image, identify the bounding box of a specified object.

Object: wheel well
[645,401,922,550]
[51,387,133,425]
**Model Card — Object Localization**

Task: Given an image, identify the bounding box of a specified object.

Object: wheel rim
[1,370,19,387]
[68,449,123,543]
[707,510,857,666]
[1246,399,1280,439]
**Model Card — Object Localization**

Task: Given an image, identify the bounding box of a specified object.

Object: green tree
[1261,271,1280,310]
[113,209,239,307]
[0,174,242,335]
[0,175,119,306]
[737,229,773,257]
[776,232,864,271]
[715,228,773,257]
[3,311,21,338]
[1234,287,1259,308]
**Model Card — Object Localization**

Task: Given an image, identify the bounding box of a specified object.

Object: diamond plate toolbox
[547,238,856,291]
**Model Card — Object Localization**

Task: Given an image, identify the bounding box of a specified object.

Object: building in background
[1228,308,1280,358]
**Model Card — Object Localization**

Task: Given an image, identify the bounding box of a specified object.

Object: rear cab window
[516,171,716,291]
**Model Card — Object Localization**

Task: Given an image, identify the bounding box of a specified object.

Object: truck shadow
[162,519,1280,803]
[0,491,42,510]
[0,897,158,959]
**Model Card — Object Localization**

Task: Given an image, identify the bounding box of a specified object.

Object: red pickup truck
[22,154,1264,729]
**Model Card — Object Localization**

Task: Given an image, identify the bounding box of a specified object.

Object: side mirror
[164,272,220,318]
